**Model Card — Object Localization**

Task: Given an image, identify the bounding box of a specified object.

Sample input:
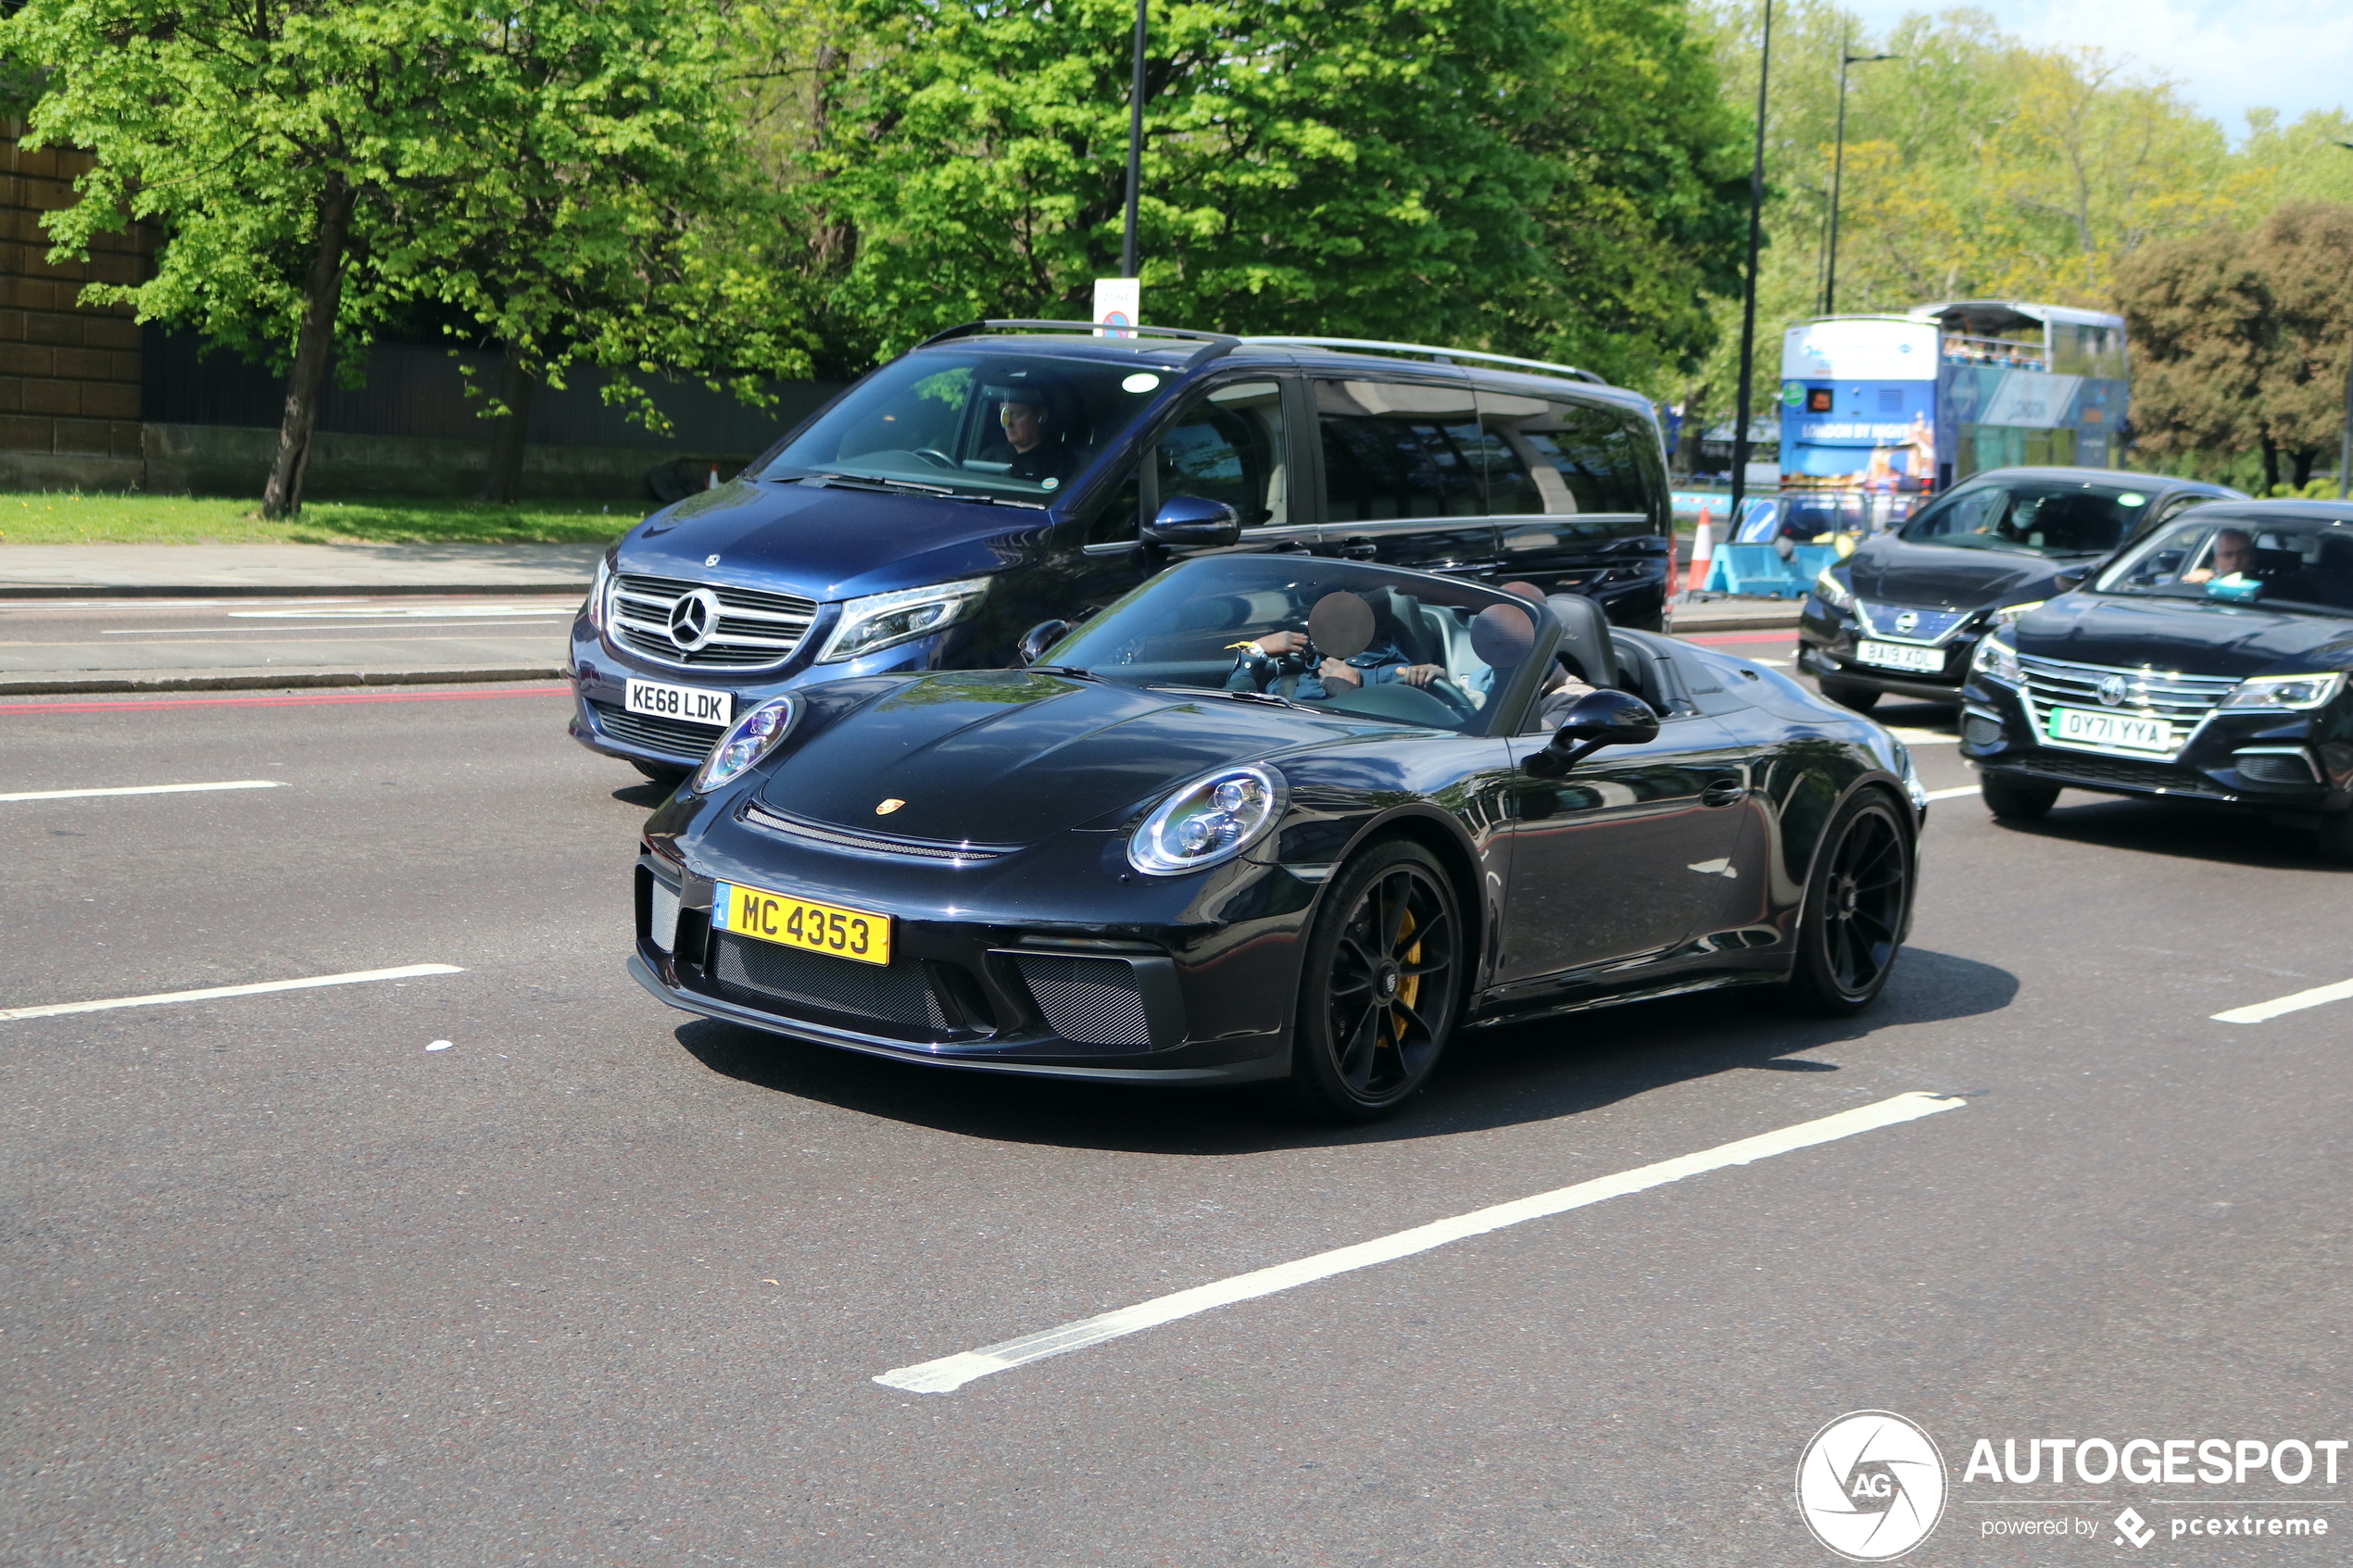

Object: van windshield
[754,352,1166,501]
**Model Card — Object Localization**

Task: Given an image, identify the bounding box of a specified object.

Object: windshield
[754,350,1167,501]
[2093,512,2353,617]
[1041,557,1546,734]
[1898,477,2161,556]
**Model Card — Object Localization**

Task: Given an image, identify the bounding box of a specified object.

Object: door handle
[1700,777,1746,808]
[1340,537,1379,559]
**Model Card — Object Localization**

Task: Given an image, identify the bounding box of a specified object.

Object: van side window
[1316,379,1481,522]
[1477,393,1652,516]
[1084,465,1145,547]
[1155,380,1290,527]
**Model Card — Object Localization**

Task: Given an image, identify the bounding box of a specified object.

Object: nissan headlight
[1990,598,2045,626]
[587,554,612,631]
[1971,633,2022,685]
[817,578,990,664]
[2220,672,2344,710]
[1128,765,1286,876]
[1812,568,1855,612]
[689,696,798,794]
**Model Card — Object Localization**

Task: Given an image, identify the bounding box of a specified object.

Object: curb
[1669,612,1803,634]
[0,582,590,600]
[0,666,569,697]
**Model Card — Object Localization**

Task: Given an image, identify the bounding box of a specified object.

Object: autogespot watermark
[1796,1414,2345,1558]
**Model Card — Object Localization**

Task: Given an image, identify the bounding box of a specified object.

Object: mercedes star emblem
[2096,674,2130,707]
[704,554,721,567]
[667,588,721,652]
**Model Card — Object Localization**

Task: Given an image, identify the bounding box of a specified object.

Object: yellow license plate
[711,882,892,966]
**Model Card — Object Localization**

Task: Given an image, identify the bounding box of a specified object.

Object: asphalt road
[4,655,2348,1567]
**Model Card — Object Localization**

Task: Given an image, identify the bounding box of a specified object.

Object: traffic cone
[1682,508,1715,598]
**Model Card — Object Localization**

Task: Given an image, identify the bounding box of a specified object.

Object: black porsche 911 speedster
[629,555,1928,1120]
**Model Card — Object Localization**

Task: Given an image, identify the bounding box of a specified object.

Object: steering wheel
[911,447,959,470]
[1424,676,1478,718]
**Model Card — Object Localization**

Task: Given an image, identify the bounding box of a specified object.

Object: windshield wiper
[806,471,957,498]
[1158,684,1310,712]
[1027,665,1101,681]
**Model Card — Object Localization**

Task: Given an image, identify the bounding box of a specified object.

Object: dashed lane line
[0,964,464,1023]
[1923,785,1980,802]
[0,780,283,803]
[2211,978,2353,1025]
[874,1090,1969,1396]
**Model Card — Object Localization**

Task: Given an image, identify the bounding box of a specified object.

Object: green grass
[0,492,641,546]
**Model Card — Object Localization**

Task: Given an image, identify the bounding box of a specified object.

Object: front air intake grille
[1961,714,2006,747]
[2233,750,2321,785]
[588,700,721,761]
[2011,753,2236,800]
[711,935,950,1035]
[610,573,818,670]
[742,802,1013,862]
[1011,954,1151,1049]
[2018,653,2237,731]
[1857,602,1972,644]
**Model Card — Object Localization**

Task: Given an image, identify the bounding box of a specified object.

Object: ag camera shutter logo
[1797,1411,1947,1561]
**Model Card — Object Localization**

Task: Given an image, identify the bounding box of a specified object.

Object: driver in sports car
[1226,594,1441,700]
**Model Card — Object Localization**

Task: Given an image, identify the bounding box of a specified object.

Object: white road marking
[0,964,463,1023]
[875,1090,1969,1395]
[2211,978,2353,1024]
[1922,785,1980,802]
[227,604,575,620]
[1885,726,1959,746]
[101,620,569,634]
[0,779,283,803]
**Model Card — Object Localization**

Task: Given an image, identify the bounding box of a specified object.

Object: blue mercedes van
[568,323,1673,778]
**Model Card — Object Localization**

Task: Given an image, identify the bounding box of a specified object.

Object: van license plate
[711,882,892,967]
[1856,639,1944,673]
[624,678,733,728]
[2046,706,2174,756]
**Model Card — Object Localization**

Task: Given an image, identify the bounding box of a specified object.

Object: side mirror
[1141,495,1241,550]
[1522,689,1660,778]
[1017,620,1071,666]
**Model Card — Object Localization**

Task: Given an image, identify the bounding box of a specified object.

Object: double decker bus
[1775,300,2129,539]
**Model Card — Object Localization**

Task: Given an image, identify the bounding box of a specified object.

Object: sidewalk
[0,543,601,597]
[1668,595,1805,634]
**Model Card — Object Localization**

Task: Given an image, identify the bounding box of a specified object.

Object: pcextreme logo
[1797,1411,1949,1561]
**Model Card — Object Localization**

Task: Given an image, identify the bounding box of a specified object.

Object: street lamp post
[2335,142,2353,498]
[1822,45,1896,316]
[1728,0,1775,528]
[1121,0,1148,280]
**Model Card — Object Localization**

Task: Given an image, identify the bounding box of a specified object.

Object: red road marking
[0,685,572,716]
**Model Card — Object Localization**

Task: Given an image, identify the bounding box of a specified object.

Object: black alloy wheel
[1783,793,1912,1016]
[1289,839,1465,1122]
[1981,772,2059,822]
[2316,809,2353,867]
[1819,679,1882,713]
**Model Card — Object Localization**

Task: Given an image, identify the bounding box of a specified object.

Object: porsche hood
[754,671,1347,844]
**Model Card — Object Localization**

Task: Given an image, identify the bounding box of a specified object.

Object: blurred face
[999,399,1046,452]
[2211,529,2255,576]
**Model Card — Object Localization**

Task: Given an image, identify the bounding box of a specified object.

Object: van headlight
[2220,672,2343,710]
[817,578,990,663]
[1128,765,1286,876]
[1812,568,1855,611]
[1971,633,2022,685]
[689,696,798,794]
[587,555,612,631]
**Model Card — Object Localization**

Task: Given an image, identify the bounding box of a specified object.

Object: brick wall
[0,118,151,487]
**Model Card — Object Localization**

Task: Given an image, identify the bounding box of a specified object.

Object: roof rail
[1237,335,1605,385]
[913,319,1242,369]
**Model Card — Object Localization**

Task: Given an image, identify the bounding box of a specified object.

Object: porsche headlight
[2220,672,2344,710]
[689,696,798,794]
[1128,765,1286,876]
[587,555,612,631]
[817,578,990,664]
[1812,568,1855,612]
[1971,633,2022,685]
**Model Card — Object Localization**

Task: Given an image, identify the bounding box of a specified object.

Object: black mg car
[631,555,1926,1119]
[1799,467,2242,710]
[1961,500,2353,862]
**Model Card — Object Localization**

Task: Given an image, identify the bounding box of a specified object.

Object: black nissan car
[569,323,1674,782]
[1960,500,2353,862]
[1799,468,2243,710]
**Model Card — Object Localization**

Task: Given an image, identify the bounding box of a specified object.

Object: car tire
[1780,791,1912,1017]
[1287,838,1466,1123]
[1981,773,2059,821]
[631,759,692,787]
[1819,679,1881,713]
[2316,809,2353,866]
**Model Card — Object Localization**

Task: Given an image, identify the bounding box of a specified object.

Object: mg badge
[875,798,905,815]
[1894,609,1920,635]
[2096,674,2130,707]
[667,588,721,652]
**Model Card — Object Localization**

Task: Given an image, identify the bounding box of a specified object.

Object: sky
[1841,0,2353,133]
